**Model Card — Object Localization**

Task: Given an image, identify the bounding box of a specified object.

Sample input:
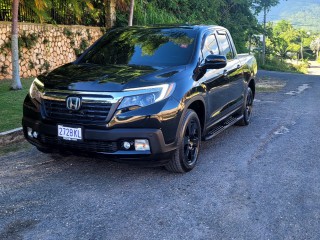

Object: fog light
[123,141,131,150]
[33,131,38,139]
[134,139,150,151]
[27,127,33,138]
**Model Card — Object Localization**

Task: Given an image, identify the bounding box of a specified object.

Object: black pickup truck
[23,25,257,173]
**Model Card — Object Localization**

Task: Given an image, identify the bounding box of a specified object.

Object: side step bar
[204,115,243,141]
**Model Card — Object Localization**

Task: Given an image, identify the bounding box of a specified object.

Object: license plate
[58,125,82,141]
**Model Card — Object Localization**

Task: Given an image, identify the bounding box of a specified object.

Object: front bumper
[22,116,177,165]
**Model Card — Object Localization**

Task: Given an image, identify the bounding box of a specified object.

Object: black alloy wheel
[165,109,201,173]
[244,87,253,122]
[237,87,254,126]
[183,119,200,166]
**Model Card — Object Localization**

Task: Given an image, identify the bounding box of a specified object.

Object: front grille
[39,135,118,153]
[43,100,112,123]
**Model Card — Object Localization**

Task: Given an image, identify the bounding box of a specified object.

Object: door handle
[223,69,228,77]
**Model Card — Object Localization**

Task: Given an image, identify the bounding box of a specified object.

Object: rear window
[216,33,234,60]
[80,28,197,67]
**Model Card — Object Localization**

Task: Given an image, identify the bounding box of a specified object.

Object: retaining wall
[0,22,104,80]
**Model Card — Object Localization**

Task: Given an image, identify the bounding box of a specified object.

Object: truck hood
[39,63,184,92]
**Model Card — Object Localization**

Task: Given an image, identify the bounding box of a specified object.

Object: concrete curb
[0,128,24,146]
[0,127,23,136]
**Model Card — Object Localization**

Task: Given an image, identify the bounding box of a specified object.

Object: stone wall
[0,22,104,80]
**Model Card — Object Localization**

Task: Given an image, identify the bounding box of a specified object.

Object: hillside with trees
[257,0,320,32]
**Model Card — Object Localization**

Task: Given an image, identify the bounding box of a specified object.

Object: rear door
[216,31,245,111]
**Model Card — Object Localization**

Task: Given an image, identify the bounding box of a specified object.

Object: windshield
[80,27,197,67]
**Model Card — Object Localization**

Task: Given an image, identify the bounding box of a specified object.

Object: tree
[127,0,259,52]
[298,30,310,60]
[267,20,300,60]
[11,0,21,90]
[310,37,320,60]
[9,0,94,90]
[252,0,283,65]
[128,0,134,26]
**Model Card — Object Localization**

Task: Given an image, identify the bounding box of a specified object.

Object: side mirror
[203,55,227,70]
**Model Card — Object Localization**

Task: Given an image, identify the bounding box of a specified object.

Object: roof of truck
[112,24,227,32]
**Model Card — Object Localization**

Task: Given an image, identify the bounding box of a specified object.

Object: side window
[216,33,234,60]
[202,34,220,59]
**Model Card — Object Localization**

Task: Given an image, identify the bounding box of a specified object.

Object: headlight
[29,78,44,103]
[118,83,175,109]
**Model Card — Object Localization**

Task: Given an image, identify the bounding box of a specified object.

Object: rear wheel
[165,109,201,173]
[236,87,254,126]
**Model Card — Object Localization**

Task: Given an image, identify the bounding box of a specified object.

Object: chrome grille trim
[42,99,114,123]
[42,87,163,103]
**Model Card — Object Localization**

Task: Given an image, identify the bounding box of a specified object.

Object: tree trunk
[262,6,266,65]
[317,40,319,60]
[105,0,116,28]
[248,34,252,54]
[128,0,134,26]
[300,36,304,60]
[11,0,22,90]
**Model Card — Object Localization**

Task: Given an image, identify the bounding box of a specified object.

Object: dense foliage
[116,0,260,52]
[3,0,319,62]
[266,20,300,59]
[255,20,314,74]
[1,0,283,52]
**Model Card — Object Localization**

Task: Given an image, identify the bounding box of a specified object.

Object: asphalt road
[1,70,320,239]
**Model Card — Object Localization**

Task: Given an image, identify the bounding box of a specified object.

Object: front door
[199,33,231,126]
[216,32,245,112]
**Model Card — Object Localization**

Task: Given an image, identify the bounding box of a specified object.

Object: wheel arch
[184,97,206,135]
[248,79,256,98]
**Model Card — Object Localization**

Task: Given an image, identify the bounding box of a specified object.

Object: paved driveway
[0,70,320,239]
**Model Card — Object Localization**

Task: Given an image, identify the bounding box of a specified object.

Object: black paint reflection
[80,27,196,67]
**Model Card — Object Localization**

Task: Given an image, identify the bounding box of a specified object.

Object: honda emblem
[66,97,81,111]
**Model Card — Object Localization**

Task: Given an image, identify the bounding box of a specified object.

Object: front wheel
[165,109,201,173]
[236,87,254,126]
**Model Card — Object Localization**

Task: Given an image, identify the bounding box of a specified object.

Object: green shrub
[73,48,81,56]
[43,60,50,71]
[20,31,38,50]
[79,39,89,51]
[100,27,108,35]
[295,61,309,74]
[0,64,9,74]
[70,40,75,47]
[86,29,92,41]
[43,38,49,44]
[28,61,35,70]
[258,56,308,74]
[63,28,73,38]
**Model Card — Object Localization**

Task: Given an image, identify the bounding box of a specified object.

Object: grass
[258,56,309,74]
[0,140,31,156]
[0,78,34,132]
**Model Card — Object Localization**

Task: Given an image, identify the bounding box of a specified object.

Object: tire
[236,87,254,126]
[165,109,201,173]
